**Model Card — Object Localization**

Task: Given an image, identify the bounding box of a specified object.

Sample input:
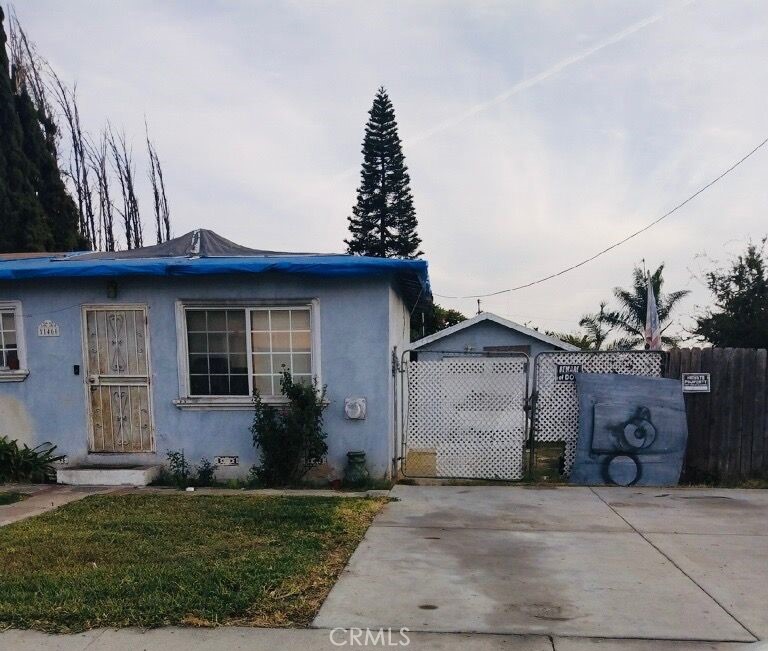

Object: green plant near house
[0,436,64,483]
[165,449,192,487]
[0,492,24,505]
[160,451,219,488]
[251,370,328,486]
[195,458,216,487]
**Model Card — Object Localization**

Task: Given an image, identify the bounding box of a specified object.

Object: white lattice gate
[401,354,529,480]
[532,351,664,475]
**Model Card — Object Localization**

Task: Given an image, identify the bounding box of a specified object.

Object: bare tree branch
[7,9,58,154]
[85,130,116,251]
[145,120,171,244]
[108,127,142,249]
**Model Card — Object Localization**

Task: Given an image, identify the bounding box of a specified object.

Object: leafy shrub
[162,451,219,488]
[0,436,64,483]
[0,491,24,505]
[251,371,328,486]
[195,458,216,487]
[165,449,192,487]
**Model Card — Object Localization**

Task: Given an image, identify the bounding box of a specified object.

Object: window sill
[173,396,285,411]
[0,370,29,383]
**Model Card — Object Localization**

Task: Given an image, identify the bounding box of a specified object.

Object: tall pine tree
[345,87,422,259]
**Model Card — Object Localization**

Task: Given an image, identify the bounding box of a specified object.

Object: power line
[435,136,768,300]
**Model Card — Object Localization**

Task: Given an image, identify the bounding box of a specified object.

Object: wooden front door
[83,306,154,452]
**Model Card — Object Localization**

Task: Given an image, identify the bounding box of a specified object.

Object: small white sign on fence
[682,372,710,393]
[556,363,582,383]
[37,320,60,337]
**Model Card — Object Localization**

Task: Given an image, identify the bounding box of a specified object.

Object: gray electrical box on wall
[344,397,367,420]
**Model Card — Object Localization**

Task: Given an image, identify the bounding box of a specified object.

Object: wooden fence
[664,347,768,483]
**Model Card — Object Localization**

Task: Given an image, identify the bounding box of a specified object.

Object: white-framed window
[0,301,27,381]
[175,301,318,408]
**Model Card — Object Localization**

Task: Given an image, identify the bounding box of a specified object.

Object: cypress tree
[0,6,51,253]
[0,7,85,253]
[15,86,84,251]
[345,87,423,259]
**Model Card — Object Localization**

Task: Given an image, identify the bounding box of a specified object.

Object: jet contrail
[334,0,694,182]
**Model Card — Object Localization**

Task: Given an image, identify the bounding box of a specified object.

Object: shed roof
[0,230,431,309]
[409,311,579,352]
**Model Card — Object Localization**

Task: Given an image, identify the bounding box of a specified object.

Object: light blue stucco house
[409,312,578,361]
[0,230,430,483]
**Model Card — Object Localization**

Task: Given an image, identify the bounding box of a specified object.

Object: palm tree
[551,302,613,350]
[600,264,689,349]
[578,302,613,350]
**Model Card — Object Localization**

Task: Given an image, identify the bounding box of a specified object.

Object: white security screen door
[84,306,154,452]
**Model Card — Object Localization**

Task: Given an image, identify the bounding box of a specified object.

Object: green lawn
[0,493,385,632]
[0,491,24,506]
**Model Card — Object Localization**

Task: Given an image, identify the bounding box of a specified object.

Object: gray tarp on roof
[7,229,431,310]
[65,229,321,259]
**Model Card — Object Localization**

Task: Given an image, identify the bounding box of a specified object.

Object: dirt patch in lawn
[0,493,386,632]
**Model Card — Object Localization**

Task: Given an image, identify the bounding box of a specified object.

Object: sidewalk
[0,627,762,651]
[0,484,115,527]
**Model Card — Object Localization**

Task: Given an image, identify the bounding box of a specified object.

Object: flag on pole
[645,276,661,350]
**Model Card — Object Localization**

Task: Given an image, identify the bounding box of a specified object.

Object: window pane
[253,375,273,395]
[209,354,228,374]
[190,375,209,395]
[291,309,310,330]
[293,374,312,386]
[271,331,290,352]
[273,353,291,373]
[207,310,227,331]
[251,310,269,330]
[189,354,209,374]
[186,311,207,331]
[252,354,271,374]
[230,354,248,374]
[271,310,290,329]
[291,331,311,352]
[228,333,246,353]
[187,333,207,354]
[226,310,245,332]
[3,331,16,346]
[230,375,248,395]
[209,375,229,395]
[208,333,227,353]
[293,353,311,374]
[2,312,16,331]
[251,332,270,352]
[185,308,248,396]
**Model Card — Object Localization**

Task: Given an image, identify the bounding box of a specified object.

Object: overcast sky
[17,1,768,338]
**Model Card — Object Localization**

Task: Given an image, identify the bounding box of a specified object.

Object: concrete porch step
[57,465,161,487]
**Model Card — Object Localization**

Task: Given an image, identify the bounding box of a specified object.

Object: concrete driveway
[315,485,768,645]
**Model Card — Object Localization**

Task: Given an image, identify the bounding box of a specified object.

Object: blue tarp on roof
[0,230,431,308]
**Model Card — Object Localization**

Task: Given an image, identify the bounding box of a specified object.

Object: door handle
[87,375,100,386]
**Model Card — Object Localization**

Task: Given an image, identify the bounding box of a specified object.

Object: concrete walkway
[2,484,767,649]
[315,485,768,643]
[0,627,764,651]
[0,484,115,527]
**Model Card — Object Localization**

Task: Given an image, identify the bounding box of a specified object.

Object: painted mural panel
[569,373,688,486]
